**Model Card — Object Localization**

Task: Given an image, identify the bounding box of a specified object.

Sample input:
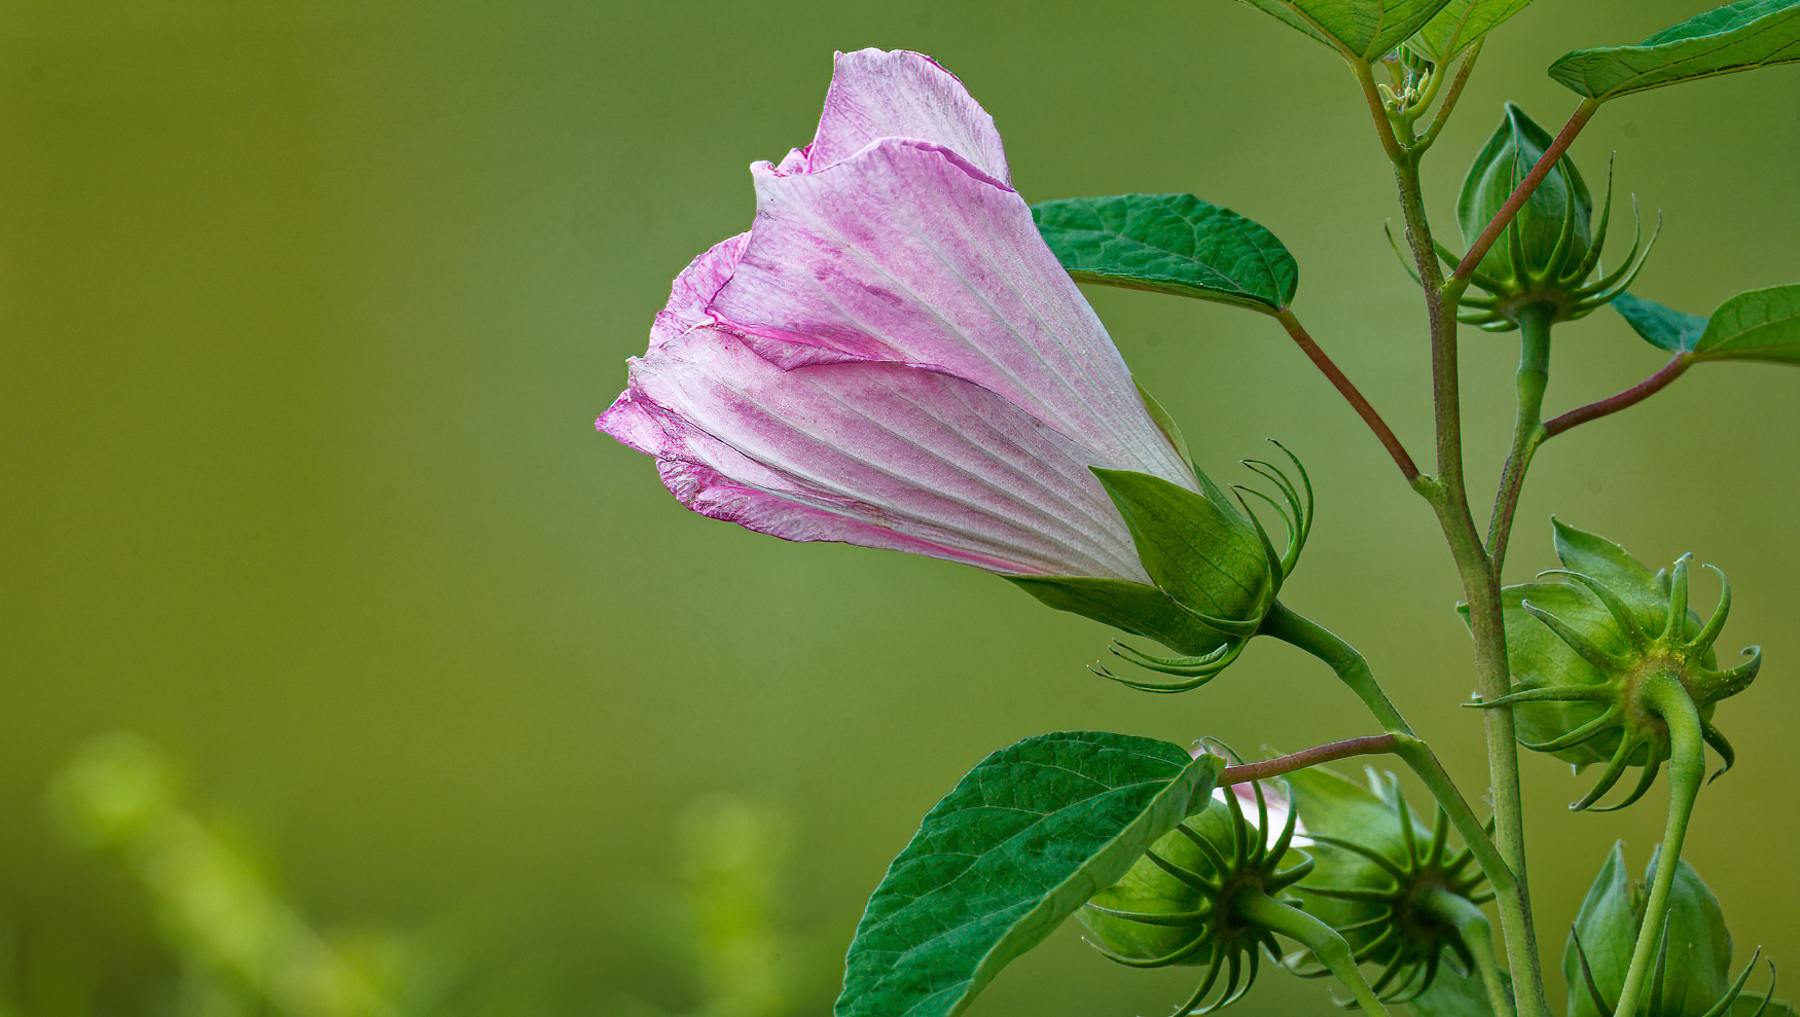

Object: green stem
[1418,887,1516,1017]
[1487,303,1554,574]
[1611,673,1707,1017]
[1232,887,1390,1016]
[1366,92,1548,1017]
[1355,57,1549,1016]
[1258,603,1514,898]
[1419,41,1482,151]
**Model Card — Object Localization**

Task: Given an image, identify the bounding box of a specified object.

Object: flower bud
[1467,519,1760,811]
[1286,765,1494,1003]
[1078,780,1312,1013]
[1447,104,1656,331]
[1565,842,1771,1017]
[1019,442,1313,693]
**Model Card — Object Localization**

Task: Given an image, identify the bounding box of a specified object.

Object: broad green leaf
[835,733,1224,1017]
[1548,0,1800,103]
[1693,283,1800,364]
[1233,0,1457,60]
[1612,291,1707,353]
[1004,575,1230,657]
[1091,469,1272,621]
[1408,0,1536,62]
[1032,194,1298,312]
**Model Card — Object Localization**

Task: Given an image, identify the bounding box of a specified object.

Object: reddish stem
[1275,309,1420,482]
[1453,99,1600,282]
[1543,355,1691,438]
[1218,734,1398,785]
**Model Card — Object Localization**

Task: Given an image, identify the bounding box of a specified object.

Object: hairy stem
[1258,604,1514,897]
[1487,304,1554,574]
[1543,354,1692,438]
[1219,735,1398,785]
[1420,887,1516,1017]
[1453,99,1600,283]
[1355,60,1552,1017]
[1274,308,1420,482]
[1611,673,1707,1017]
[1232,887,1390,1016]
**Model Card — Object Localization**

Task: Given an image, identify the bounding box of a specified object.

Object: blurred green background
[2,1,1797,1014]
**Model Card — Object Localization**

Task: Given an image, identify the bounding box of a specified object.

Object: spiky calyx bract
[1286,765,1494,1005]
[1077,443,1314,694]
[1077,780,1312,1015]
[1468,519,1761,812]
[1437,104,1657,332]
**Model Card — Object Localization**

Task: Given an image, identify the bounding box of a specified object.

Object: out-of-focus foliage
[12,738,824,1017]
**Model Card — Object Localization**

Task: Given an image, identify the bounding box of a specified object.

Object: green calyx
[1286,765,1495,1005]
[1014,442,1312,694]
[1565,842,1777,1017]
[1466,519,1761,812]
[1441,103,1657,332]
[1078,778,1314,1014]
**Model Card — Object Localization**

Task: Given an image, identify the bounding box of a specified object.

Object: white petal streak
[603,327,1152,581]
[712,139,1194,491]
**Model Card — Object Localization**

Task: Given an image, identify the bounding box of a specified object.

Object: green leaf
[1004,575,1229,657]
[1548,0,1800,103]
[1232,0,1457,60]
[1031,194,1298,312]
[1693,283,1800,364]
[1408,0,1536,62]
[1091,469,1273,621]
[835,733,1225,1017]
[1612,292,1707,353]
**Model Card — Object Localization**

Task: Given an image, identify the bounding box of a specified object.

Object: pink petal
[649,232,749,349]
[599,326,1153,581]
[796,49,1010,184]
[711,137,1195,491]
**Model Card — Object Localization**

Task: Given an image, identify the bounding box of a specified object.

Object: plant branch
[1219,735,1397,786]
[1233,887,1392,1016]
[1420,887,1517,1017]
[1453,98,1601,282]
[1543,354,1692,438]
[1355,66,1552,1017]
[1274,308,1420,482]
[1419,41,1482,151]
[1487,304,1555,575]
[1610,674,1707,1017]
[1258,603,1514,896]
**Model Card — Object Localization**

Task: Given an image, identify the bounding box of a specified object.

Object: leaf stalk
[1273,308,1419,482]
